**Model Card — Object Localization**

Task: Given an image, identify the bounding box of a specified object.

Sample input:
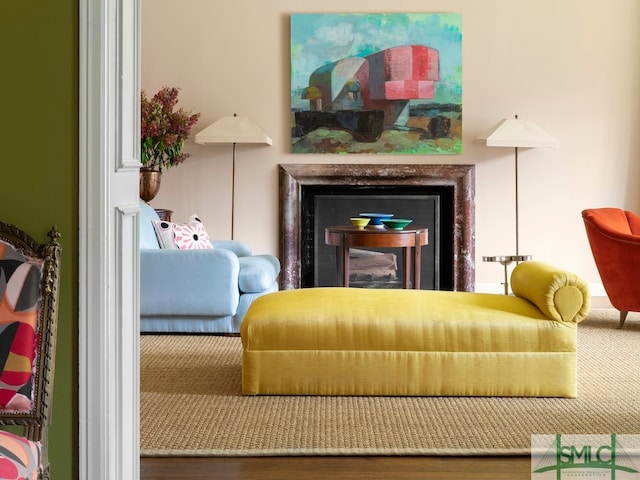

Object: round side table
[325,226,428,289]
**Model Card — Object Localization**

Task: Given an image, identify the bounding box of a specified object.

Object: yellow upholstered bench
[241,261,590,398]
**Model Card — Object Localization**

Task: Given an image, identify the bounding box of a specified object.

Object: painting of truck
[291,13,462,154]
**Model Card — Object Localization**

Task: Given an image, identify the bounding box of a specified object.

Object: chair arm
[140,248,240,316]
[212,240,252,257]
[511,261,590,323]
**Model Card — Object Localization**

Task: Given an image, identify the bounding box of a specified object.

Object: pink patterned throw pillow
[152,214,213,250]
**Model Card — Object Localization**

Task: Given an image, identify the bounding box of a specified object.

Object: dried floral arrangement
[141,86,200,171]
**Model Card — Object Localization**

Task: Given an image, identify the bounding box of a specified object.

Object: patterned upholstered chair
[0,222,61,480]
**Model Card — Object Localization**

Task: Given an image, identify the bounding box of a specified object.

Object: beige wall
[142,0,640,291]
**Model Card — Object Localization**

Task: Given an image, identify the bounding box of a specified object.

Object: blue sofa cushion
[238,255,281,293]
[212,239,252,257]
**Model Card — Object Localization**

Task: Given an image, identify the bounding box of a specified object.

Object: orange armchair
[582,208,640,328]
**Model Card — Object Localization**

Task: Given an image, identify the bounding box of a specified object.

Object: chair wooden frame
[0,222,61,480]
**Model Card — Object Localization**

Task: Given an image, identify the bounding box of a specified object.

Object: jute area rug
[140,309,640,457]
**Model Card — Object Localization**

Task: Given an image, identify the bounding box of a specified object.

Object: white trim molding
[79,0,141,478]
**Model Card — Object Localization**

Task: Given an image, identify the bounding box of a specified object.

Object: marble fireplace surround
[279,163,476,291]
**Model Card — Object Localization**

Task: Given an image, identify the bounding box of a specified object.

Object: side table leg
[335,246,343,287]
[342,238,350,287]
[414,232,422,290]
[403,247,411,289]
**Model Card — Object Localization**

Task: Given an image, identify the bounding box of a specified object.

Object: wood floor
[140,456,532,479]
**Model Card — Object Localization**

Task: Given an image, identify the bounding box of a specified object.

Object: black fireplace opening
[300,185,455,290]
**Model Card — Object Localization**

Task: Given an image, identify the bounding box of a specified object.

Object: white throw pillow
[152,214,213,250]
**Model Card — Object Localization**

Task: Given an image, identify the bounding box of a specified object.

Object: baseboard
[589,296,613,309]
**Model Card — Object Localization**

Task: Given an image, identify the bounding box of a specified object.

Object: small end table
[482,254,532,295]
[154,209,173,222]
[325,226,428,289]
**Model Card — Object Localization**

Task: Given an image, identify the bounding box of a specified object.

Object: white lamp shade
[477,117,559,148]
[195,115,273,146]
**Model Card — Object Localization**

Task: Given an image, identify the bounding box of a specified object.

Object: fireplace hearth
[279,164,475,291]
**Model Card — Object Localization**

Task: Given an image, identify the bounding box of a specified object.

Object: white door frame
[78,0,140,478]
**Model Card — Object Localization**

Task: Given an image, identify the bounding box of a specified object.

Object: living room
[3,0,637,478]
[138,1,639,479]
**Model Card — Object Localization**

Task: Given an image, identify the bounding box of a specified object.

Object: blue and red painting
[291,13,462,154]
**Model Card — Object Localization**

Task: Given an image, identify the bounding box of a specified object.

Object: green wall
[1,3,78,479]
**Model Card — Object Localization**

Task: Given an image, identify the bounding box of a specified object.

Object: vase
[139,168,162,202]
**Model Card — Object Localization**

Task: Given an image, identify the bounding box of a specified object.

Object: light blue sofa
[139,201,280,333]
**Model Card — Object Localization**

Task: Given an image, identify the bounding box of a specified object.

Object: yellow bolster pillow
[510,261,590,323]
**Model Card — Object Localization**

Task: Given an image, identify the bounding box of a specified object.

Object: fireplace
[308,188,448,289]
[279,164,475,291]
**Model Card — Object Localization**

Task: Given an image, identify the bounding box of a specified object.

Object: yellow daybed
[241,261,590,398]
